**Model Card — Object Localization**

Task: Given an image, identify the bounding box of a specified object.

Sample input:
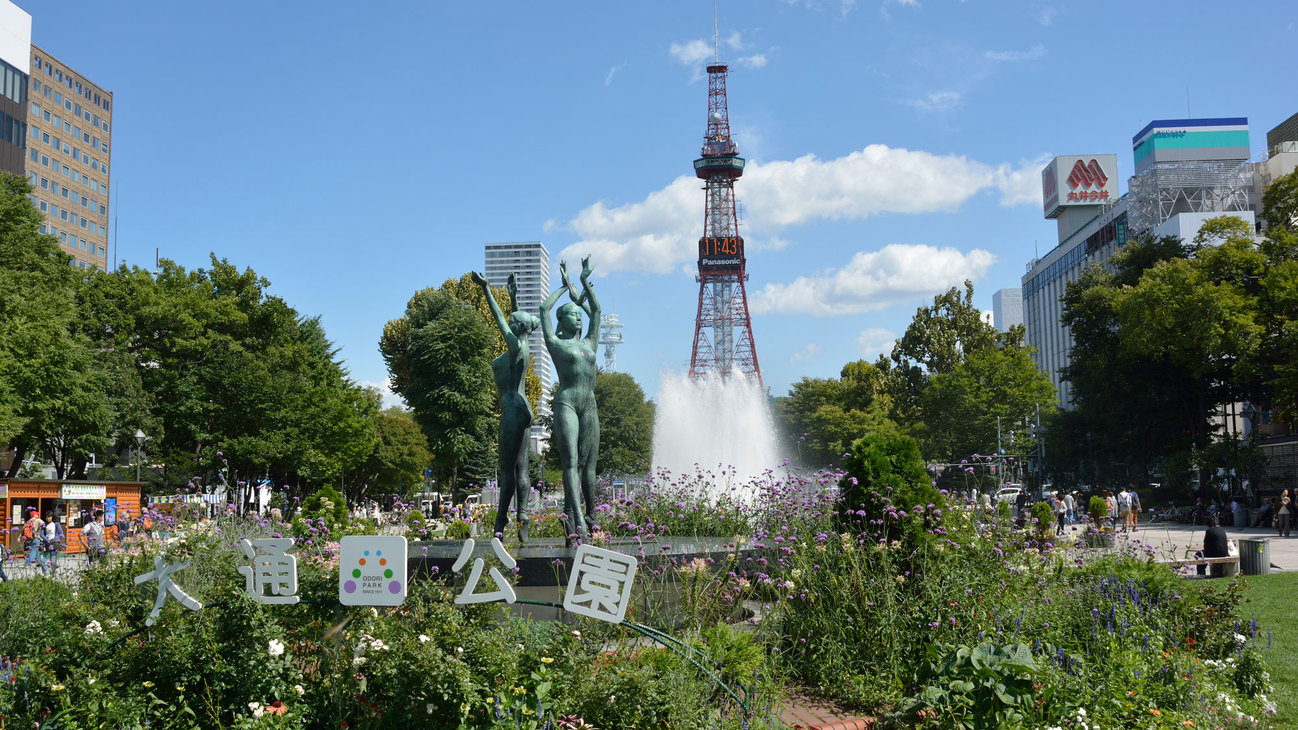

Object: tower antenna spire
[713,0,719,64]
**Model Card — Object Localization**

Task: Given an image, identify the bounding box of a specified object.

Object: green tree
[593,371,654,475]
[1262,168,1298,233]
[345,399,433,504]
[775,366,895,469]
[0,173,113,478]
[76,256,375,493]
[380,287,495,494]
[888,281,1008,435]
[1060,222,1267,492]
[921,341,1055,463]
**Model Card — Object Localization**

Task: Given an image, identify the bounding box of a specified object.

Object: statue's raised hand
[470,271,488,287]
[580,255,594,283]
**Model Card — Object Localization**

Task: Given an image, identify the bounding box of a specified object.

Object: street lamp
[134,429,147,481]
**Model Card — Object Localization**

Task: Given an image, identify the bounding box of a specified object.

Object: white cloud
[558,144,1042,274]
[724,31,745,50]
[750,244,996,316]
[993,155,1052,207]
[857,327,897,360]
[604,65,622,86]
[739,54,768,69]
[669,39,713,67]
[906,91,963,113]
[1038,8,1057,26]
[790,343,822,362]
[984,44,1045,62]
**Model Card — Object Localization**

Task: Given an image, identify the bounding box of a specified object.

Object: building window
[40,177,47,189]
[64,98,71,111]
[40,154,48,166]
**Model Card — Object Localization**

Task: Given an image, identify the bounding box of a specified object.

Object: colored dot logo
[339,536,409,606]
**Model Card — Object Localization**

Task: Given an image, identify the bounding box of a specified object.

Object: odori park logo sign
[134,535,638,625]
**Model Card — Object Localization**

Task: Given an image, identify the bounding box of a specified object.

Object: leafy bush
[837,431,942,546]
[1087,495,1108,527]
[444,519,472,540]
[889,641,1040,729]
[299,485,350,532]
[1029,500,1054,538]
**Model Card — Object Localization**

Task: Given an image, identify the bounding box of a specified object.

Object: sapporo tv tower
[688,46,761,383]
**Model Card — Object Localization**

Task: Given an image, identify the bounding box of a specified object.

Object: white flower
[369,608,378,618]
[294,684,305,696]
[268,639,286,658]
[455,646,464,654]
[370,638,387,651]
[418,634,430,643]
[352,656,368,667]
[249,701,262,712]
[426,703,435,715]
[253,707,265,719]
[84,620,103,635]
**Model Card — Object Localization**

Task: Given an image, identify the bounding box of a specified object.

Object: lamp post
[134,429,147,482]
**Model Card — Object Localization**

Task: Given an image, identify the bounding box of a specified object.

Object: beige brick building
[23,44,111,272]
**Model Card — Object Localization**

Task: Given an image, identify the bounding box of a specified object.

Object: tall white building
[484,241,551,450]
[992,288,1023,333]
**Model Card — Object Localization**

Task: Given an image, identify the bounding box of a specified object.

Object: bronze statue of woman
[472,271,541,543]
[540,256,600,542]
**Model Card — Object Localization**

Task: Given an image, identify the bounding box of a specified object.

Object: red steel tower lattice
[688,64,761,382]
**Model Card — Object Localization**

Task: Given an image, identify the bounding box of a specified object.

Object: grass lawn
[1232,572,1298,728]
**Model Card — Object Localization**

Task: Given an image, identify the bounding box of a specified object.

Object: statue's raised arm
[579,255,600,346]
[471,271,517,350]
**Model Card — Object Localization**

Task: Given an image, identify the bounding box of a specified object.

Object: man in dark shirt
[1202,516,1231,577]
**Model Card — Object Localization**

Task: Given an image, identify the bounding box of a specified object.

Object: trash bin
[1239,537,1270,575]
[1234,508,1250,528]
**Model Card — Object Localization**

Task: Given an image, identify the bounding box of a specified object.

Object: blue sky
[21,0,1298,403]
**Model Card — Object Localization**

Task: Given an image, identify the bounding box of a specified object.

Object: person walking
[1128,488,1141,529]
[1115,488,1132,532]
[81,510,106,565]
[1063,491,1076,524]
[24,510,43,567]
[1054,491,1067,535]
[1278,490,1292,538]
[40,512,62,574]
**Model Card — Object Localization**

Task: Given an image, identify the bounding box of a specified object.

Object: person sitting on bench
[1199,515,1231,577]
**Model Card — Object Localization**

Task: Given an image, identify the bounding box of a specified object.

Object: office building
[24,44,112,272]
[991,288,1022,333]
[484,241,552,450]
[1128,118,1255,239]
[0,1,28,175]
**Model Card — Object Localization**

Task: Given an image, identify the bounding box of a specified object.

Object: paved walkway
[1124,520,1298,572]
[779,689,874,729]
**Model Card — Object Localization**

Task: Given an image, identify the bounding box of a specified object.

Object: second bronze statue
[540,256,601,544]
[471,271,541,543]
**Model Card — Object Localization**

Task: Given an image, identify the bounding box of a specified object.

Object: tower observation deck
[688,64,761,382]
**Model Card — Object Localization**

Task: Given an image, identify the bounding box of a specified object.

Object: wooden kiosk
[1,479,143,554]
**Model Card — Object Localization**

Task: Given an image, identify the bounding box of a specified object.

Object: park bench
[1157,540,1240,578]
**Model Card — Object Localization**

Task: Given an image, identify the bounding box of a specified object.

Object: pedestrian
[40,512,62,573]
[81,510,106,565]
[1054,491,1066,535]
[0,539,9,582]
[1116,487,1132,532]
[1104,490,1118,529]
[24,510,43,567]
[1128,488,1141,529]
[1063,491,1076,524]
[1278,490,1292,538]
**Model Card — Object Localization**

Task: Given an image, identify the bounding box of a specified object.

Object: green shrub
[444,520,472,540]
[299,485,350,532]
[1087,495,1108,528]
[1029,500,1054,538]
[837,431,943,546]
